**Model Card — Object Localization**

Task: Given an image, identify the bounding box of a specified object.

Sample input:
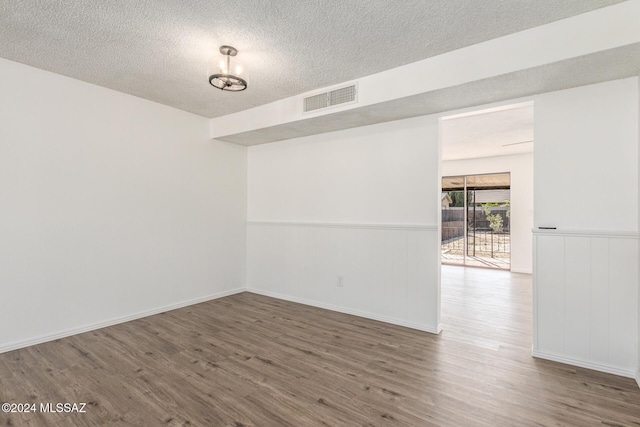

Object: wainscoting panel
[246,221,441,333]
[533,229,638,377]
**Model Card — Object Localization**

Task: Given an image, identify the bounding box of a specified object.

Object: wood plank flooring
[2,266,640,426]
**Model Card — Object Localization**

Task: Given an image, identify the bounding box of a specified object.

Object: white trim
[510,268,533,275]
[247,220,438,231]
[636,371,640,389]
[532,349,635,379]
[441,101,534,121]
[0,287,246,354]
[531,228,638,239]
[247,288,442,335]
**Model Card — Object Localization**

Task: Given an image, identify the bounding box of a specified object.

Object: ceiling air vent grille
[303,84,357,113]
[304,93,329,112]
[329,85,356,106]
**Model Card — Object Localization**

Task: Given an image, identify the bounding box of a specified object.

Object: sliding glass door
[442,173,511,270]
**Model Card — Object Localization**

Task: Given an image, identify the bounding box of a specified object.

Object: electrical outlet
[337,276,344,287]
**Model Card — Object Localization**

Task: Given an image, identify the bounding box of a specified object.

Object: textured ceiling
[0,0,626,118]
[441,105,534,161]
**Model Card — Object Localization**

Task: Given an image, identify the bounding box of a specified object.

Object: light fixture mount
[209,45,247,92]
[219,45,238,56]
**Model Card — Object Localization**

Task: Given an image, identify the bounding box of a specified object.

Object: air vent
[303,84,357,113]
[329,85,356,106]
[304,93,329,112]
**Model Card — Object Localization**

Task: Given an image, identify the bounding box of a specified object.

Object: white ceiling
[0,0,625,118]
[441,104,534,161]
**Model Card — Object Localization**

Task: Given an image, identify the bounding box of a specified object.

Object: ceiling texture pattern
[0,0,627,118]
[441,104,534,161]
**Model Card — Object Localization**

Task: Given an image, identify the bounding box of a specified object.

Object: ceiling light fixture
[209,45,247,92]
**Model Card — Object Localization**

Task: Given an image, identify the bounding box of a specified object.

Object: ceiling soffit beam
[215,44,640,146]
[210,1,640,144]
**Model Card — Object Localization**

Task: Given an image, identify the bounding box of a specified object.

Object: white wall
[535,78,638,230]
[637,76,640,387]
[442,153,533,274]
[533,77,639,377]
[0,58,247,351]
[246,116,442,332]
[248,118,439,224]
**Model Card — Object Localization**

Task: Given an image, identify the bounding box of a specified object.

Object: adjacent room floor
[1,267,640,426]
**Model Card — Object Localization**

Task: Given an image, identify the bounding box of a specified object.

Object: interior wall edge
[532,349,636,379]
[246,288,442,335]
[247,220,438,231]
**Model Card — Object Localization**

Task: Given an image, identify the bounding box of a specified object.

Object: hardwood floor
[2,267,640,426]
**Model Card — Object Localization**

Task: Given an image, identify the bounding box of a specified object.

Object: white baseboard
[247,220,438,231]
[247,287,441,334]
[532,349,635,379]
[636,371,640,389]
[510,268,532,275]
[0,287,246,354]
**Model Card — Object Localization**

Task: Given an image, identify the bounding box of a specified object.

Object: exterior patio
[441,230,511,270]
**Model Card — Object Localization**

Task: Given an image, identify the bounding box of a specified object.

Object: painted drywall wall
[441,153,534,274]
[0,58,247,351]
[247,117,439,224]
[533,77,639,377]
[246,116,442,332]
[535,78,638,231]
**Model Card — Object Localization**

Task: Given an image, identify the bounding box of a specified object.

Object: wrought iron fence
[441,207,510,259]
[467,229,510,259]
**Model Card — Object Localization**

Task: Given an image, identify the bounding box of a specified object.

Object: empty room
[1,1,640,426]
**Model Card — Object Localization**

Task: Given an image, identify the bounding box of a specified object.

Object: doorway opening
[442,172,511,269]
[438,101,533,362]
